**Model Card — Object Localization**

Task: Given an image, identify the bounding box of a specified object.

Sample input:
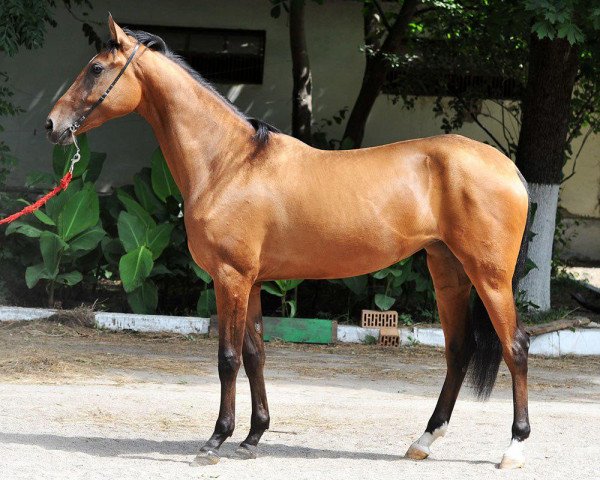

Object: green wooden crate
[263,317,337,344]
[209,315,337,344]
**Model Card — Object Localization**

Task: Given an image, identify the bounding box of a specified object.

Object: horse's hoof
[190,449,220,466]
[498,453,525,469]
[405,442,430,460]
[235,443,258,460]
[498,456,525,469]
[498,439,525,469]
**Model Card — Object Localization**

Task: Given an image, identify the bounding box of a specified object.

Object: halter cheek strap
[66,41,141,135]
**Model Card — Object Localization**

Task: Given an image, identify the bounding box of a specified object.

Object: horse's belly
[258,222,434,280]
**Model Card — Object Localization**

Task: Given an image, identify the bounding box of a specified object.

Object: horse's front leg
[192,267,253,466]
[235,283,270,459]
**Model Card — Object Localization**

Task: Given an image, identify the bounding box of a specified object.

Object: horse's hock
[361,310,400,347]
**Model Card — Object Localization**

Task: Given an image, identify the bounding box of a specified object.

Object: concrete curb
[1,306,598,356]
[0,306,210,335]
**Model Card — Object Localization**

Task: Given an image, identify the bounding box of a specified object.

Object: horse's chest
[183,203,260,275]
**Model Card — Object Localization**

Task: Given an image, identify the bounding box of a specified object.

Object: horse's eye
[91,63,104,76]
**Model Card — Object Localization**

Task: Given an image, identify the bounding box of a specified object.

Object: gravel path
[0,321,598,480]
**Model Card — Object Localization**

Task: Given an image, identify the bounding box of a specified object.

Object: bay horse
[46,16,531,469]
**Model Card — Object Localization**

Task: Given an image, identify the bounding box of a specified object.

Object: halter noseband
[64,41,141,138]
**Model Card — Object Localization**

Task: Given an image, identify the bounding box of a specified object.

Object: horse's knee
[218,348,241,377]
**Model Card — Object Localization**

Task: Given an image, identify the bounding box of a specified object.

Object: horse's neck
[135,54,254,198]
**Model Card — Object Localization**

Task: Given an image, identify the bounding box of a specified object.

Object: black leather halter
[64,42,141,137]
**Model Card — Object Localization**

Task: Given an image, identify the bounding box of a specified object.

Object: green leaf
[524,258,537,275]
[127,280,158,314]
[532,19,555,40]
[373,269,391,279]
[117,211,148,252]
[56,271,83,286]
[25,264,53,289]
[191,263,212,284]
[275,279,303,293]
[286,300,297,318]
[150,148,179,202]
[68,224,106,254]
[374,293,396,311]
[84,151,107,183]
[52,134,90,178]
[5,221,42,238]
[134,173,161,214]
[117,189,156,228]
[57,183,99,241]
[40,231,67,277]
[262,282,284,297]
[101,237,123,265]
[45,179,82,223]
[33,208,55,226]
[146,223,174,259]
[557,23,584,45]
[342,275,368,295]
[119,245,154,293]
[150,263,173,276]
[197,288,217,317]
[26,171,54,188]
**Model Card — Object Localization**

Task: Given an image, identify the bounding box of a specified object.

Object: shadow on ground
[0,431,495,466]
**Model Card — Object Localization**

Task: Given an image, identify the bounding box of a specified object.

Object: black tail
[468,172,531,400]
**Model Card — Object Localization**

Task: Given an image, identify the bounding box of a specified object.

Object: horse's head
[46,15,142,145]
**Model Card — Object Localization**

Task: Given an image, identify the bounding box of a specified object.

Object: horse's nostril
[45,118,54,132]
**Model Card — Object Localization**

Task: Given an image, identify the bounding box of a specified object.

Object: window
[126,24,266,84]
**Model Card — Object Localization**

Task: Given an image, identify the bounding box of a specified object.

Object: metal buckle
[69,129,81,174]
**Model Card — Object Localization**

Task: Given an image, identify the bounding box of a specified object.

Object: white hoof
[405,442,431,460]
[498,439,525,469]
[405,423,447,460]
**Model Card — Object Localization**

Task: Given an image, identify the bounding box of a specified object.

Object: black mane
[110,29,279,144]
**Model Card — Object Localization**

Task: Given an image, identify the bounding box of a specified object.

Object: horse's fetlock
[512,420,531,441]
[215,417,235,437]
[251,410,270,431]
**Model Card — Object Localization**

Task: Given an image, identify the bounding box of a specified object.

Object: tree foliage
[0,0,100,190]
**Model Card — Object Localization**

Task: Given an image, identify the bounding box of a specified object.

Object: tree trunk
[342,0,420,148]
[516,34,580,311]
[289,0,313,145]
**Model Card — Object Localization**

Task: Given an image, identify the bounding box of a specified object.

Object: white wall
[2,0,599,257]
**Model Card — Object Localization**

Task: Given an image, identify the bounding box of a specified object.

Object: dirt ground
[0,320,599,480]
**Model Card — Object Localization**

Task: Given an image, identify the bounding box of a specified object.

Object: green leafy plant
[262,279,304,317]
[5,135,106,306]
[106,147,215,315]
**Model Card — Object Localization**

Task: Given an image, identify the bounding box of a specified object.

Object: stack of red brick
[361,310,399,347]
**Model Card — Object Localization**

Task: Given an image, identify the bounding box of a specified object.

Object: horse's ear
[108,13,128,46]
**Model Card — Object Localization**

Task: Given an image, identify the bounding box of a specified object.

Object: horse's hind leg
[467,270,530,469]
[406,242,474,460]
[235,283,270,459]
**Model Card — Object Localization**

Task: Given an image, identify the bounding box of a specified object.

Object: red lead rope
[0,131,80,226]
[0,171,73,225]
